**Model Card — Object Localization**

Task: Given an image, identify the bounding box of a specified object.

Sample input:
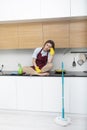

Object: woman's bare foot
[38,72,49,76]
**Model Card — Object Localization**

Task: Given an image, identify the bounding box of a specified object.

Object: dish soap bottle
[18,64,23,75]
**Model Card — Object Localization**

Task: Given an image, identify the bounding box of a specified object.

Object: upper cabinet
[42,21,70,48]
[71,0,87,16]
[0,0,87,22]
[70,19,87,48]
[41,0,70,18]
[18,23,43,49]
[0,24,19,49]
[0,0,70,22]
[0,22,43,49]
[0,0,41,21]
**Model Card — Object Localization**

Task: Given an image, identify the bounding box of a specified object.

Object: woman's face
[43,43,52,51]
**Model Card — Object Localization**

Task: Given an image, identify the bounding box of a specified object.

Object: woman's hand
[32,58,41,73]
[50,48,55,56]
[48,48,55,63]
[35,66,41,73]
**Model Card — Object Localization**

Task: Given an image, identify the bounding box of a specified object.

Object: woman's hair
[43,40,55,50]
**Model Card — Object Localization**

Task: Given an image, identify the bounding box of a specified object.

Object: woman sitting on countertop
[23,40,55,76]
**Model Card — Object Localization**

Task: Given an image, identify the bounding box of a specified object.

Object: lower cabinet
[16,77,43,111]
[42,77,70,113]
[15,76,87,114]
[16,77,70,113]
[0,76,87,114]
[42,77,60,112]
[69,77,87,114]
[0,76,16,109]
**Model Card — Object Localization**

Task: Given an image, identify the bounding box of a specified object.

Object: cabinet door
[71,0,87,16]
[0,24,19,49]
[16,77,42,111]
[18,23,43,49]
[70,20,87,48]
[0,77,16,109]
[0,0,41,21]
[42,77,70,113]
[43,21,70,48]
[41,0,70,18]
[69,77,87,114]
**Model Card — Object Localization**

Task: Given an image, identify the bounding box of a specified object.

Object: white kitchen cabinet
[71,0,87,16]
[42,77,70,113]
[0,76,16,109]
[41,0,70,18]
[16,76,70,113]
[0,76,87,115]
[16,76,43,111]
[69,77,87,114]
[0,0,41,21]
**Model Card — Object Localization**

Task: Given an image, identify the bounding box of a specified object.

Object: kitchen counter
[0,71,87,77]
[50,71,87,77]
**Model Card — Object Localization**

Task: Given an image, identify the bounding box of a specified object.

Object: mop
[55,62,71,126]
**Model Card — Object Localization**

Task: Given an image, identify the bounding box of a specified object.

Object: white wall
[54,48,87,71]
[0,49,87,71]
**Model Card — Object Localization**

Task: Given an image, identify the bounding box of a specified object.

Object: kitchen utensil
[72,57,76,67]
[77,54,86,66]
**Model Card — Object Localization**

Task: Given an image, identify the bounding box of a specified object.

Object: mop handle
[62,62,64,118]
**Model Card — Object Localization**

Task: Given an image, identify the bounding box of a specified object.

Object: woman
[23,40,55,75]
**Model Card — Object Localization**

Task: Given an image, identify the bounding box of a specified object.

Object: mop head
[55,116,71,126]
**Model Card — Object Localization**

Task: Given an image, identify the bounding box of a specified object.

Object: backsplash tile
[0,48,87,71]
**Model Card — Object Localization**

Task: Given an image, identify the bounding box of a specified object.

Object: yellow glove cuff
[50,48,55,56]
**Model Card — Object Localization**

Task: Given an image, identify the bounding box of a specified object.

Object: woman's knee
[23,66,26,72]
[23,66,30,72]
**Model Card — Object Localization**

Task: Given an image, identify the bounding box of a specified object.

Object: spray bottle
[18,64,23,75]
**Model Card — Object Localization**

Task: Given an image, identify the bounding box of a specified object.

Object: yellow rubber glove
[50,48,55,56]
[35,66,41,73]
